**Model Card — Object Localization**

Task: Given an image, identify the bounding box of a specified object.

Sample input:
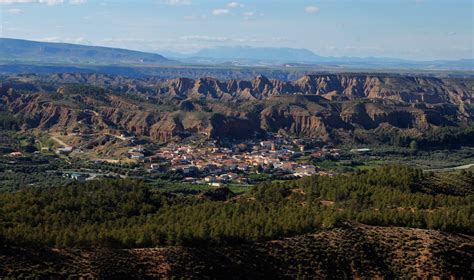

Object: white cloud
[6,8,23,14]
[243,11,263,20]
[184,15,207,21]
[36,36,92,45]
[181,35,230,42]
[212,8,230,16]
[271,37,294,43]
[227,2,243,8]
[38,0,64,5]
[180,35,265,44]
[304,6,320,14]
[1,0,87,5]
[163,0,191,5]
[233,37,264,43]
[36,36,61,42]
[69,0,86,5]
[68,37,91,44]
[0,0,36,3]
[0,0,64,4]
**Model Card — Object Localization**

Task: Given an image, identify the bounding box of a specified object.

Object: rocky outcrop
[260,107,330,138]
[6,73,472,105]
[149,116,184,143]
[0,73,472,142]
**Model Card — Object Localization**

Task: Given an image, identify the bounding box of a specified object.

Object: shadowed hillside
[1,224,472,279]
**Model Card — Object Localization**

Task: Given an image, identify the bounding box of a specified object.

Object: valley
[2,1,473,278]
[1,72,473,278]
[1,72,473,190]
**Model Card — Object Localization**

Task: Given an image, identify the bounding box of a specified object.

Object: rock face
[260,106,331,138]
[0,73,472,142]
[155,74,473,106]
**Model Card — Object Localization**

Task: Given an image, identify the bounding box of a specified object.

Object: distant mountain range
[1,38,473,71]
[164,46,324,64]
[162,46,405,64]
[163,46,474,70]
[0,38,175,66]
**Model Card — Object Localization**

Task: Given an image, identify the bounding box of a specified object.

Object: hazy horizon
[1,0,473,61]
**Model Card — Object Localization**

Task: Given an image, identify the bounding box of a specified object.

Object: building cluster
[1,134,355,185]
[144,137,339,185]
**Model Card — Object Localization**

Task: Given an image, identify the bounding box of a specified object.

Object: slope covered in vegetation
[0,166,473,278]
[1,224,472,279]
[0,166,472,248]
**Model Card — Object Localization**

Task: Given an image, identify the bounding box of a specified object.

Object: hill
[184,46,323,65]
[1,224,472,279]
[0,38,175,66]
[0,165,473,278]
[1,73,473,144]
[165,46,474,70]
[1,38,472,72]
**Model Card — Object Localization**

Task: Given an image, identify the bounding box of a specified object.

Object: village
[121,135,345,186]
[3,131,372,186]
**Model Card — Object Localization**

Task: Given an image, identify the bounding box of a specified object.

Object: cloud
[212,3,242,17]
[243,11,263,20]
[304,6,320,14]
[227,2,243,8]
[0,0,64,4]
[69,37,92,44]
[163,0,191,5]
[36,36,61,42]
[6,8,23,13]
[271,37,294,43]
[212,8,230,16]
[0,0,36,3]
[184,15,207,21]
[39,0,64,5]
[37,36,92,45]
[69,0,86,4]
[181,35,230,42]
[233,37,264,43]
[180,35,266,44]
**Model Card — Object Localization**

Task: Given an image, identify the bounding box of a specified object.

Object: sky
[0,0,473,60]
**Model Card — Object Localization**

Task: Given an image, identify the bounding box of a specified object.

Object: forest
[0,166,472,248]
[391,125,474,150]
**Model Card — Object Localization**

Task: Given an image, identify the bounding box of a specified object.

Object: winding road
[50,135,70,147]
[425,163,474,172]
